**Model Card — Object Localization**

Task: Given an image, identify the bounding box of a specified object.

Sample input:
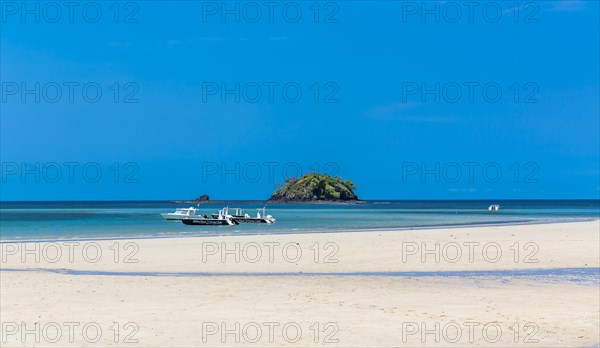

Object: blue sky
[1,0,599,200]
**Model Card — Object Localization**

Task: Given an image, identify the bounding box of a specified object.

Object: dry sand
[1,220,599,347]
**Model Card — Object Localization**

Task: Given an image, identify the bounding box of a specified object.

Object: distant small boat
[488,204,500,211]
[161,207,201,220]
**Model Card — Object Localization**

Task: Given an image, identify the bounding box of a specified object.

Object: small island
[195,194,210,202]
[169,194,210,204]
[268,173,361,203]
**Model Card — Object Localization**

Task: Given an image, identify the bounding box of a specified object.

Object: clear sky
[1,0,599,200]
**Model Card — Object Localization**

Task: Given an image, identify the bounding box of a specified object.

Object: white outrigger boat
[162,206,275,225]
[161,207,201,220]
[214,207,276,224]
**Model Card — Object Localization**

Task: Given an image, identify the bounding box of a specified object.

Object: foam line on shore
[2,267,599,279]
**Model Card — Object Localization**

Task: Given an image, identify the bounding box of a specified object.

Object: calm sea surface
[1,200,598,241]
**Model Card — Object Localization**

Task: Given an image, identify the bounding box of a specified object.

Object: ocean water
[0,200,598,241]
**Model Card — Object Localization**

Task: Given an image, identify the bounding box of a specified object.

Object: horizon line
[1,199,599,203]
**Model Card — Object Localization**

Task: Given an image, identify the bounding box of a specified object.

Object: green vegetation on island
[268,173,359,203]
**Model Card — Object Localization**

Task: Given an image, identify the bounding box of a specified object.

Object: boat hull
[231,217,275,224]
[181,218,237,226]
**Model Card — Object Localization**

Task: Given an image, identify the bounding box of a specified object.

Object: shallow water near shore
[1,200,598,240]
[2,267,598,284]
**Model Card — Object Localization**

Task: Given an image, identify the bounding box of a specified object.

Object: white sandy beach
[1,220,599,347]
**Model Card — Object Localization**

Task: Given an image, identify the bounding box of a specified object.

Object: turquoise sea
[0,200,598,241]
